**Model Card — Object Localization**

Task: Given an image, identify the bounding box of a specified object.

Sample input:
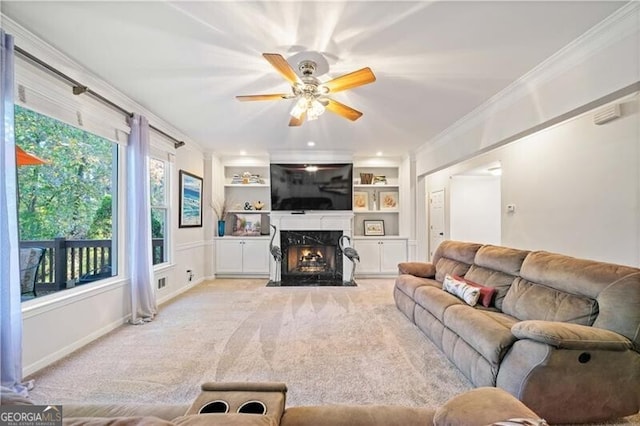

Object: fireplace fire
[279,230,344,285]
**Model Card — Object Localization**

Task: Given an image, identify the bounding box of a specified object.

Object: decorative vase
[218,220,226,237]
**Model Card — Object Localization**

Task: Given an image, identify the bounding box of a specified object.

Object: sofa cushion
[473,245,530,276]
[434,387,540,426]
[414,285,464,322]
[433,241,482,283]
[281,405,434,426]
[502,277,598,325]
[443,274,480,306]
[172,414,279,426]
[593,272,640,351]
[460,245,529,310]
[443,306,518,365]
[395,274,439,299]
[397,262,436,278]
[63,404,189,421]
[511,320,632,351]
[63,417,174,426]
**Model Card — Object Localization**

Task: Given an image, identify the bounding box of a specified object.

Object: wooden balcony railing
[20,238,165,294]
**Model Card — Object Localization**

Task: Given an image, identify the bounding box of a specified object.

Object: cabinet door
[379,240,407,273]
[241,239,270,274]
[215,240,244,273]
[353,240,382,273]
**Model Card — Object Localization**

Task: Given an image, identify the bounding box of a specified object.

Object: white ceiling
[1,1,627,158]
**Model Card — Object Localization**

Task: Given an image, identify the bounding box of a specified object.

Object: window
[150,157,168,265]
[16,105,118,300]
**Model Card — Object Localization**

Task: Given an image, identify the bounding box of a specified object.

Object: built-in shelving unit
[221,163,271,237]
[352,165,401,237]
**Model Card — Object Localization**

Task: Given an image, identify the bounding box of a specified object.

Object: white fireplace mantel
[269,211,354,282]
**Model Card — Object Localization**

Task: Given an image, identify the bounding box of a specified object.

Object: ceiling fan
[236,53,376,127]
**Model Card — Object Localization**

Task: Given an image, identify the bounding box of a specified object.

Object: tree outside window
[150,157,168,265]
[15,105,118,299]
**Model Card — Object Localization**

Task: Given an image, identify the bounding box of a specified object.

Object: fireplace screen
[280,230,343,285]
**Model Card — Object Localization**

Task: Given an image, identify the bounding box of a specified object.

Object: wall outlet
[187,270,194,282]
[157,277,166,289]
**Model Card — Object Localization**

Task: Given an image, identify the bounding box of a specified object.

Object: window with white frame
[150,157,169,265]
[15,105,118,300]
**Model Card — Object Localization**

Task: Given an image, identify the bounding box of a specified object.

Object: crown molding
[416,1,640,156]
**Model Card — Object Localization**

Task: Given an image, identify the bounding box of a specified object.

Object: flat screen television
[270,163,353,211]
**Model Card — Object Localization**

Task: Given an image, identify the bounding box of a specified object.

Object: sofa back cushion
[464,245,529,310]
[432,241,482,283]
[593,272,640,351]
[502,251,638,327]
[502,277,598,325]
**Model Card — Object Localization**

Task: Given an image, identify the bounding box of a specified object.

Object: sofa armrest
[433,387,542,426]
[397,262,436,278]
[511,320,633,351]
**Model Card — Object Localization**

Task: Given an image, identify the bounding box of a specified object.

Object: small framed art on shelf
[364,220,385,236]
[354,191,369,211]
[379,191,399,211]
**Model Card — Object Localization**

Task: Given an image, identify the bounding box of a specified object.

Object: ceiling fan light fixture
[290,98,307,119]
[306,100,326,120]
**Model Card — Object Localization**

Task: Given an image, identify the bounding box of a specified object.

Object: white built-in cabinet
[214,237,270,275]
[353,237,408,275]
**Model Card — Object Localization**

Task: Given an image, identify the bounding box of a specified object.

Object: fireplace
[280,230,344,285]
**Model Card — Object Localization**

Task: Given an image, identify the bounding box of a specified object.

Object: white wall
[450,176,501,245]
[499,96,639,264]
[426,94,639,266]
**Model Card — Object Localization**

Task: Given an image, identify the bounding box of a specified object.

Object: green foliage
[15,106,116,241]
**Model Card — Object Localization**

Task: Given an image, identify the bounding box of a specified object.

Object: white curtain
[0,30,32,395]
[127,114,157,324]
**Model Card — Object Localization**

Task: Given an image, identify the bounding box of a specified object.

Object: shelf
[353,210,399,214]
[228,209,271,214]
[224,183,270,188]
[353,184,399,189]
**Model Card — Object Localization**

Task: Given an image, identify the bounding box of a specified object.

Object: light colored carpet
[27,278,640,425]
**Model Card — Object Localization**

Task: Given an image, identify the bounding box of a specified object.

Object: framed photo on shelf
[179,170,203,228]
[379,191,399,211]
[353,191,369,211]
[372,175,388,185]
[232,213,261,236]
[364,220,385,236]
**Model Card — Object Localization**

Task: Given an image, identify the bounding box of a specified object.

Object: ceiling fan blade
[325,99,363,121]
[322,67,376,94]
[263,53,300,85]
[236,94,290,102]
[289,112,306,127]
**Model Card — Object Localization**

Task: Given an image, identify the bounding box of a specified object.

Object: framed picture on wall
[364,220,385,236]
[179,170,203,228]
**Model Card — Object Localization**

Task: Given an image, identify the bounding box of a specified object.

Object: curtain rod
[14,45,186,149]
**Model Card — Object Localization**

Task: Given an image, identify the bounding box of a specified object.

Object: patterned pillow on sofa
[443,274,480,306]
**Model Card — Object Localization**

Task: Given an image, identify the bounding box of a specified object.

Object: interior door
[429,189,445,259]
